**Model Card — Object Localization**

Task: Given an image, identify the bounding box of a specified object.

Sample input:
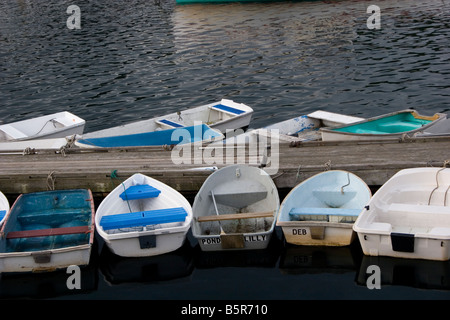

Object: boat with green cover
[320,109,447,141]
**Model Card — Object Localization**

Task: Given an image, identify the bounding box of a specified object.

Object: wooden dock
[0,136,448,196]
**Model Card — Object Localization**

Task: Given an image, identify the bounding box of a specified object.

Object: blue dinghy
[0,189,95,273]
[277,170,371,246]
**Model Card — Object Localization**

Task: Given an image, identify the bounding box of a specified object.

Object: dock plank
[0,136,448,194]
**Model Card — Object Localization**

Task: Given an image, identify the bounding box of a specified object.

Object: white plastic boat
[353,167,450,261]
[0,111,85,142]
[277,170,371,246]
[192,164,279,251]
[223,110,364,144]
[81,99,253,140]
[96,173,193,257]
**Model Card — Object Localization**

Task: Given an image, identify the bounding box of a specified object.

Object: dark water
[1,0,450,303]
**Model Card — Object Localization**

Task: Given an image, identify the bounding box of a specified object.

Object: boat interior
[0,190,93,253]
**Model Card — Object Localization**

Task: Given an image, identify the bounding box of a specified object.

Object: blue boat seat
[210,104,245,115]
[289,207,361,217]
[120,184,161,200]
[0,210,6,221]
[155,119,184,128]
[100,207,188,231]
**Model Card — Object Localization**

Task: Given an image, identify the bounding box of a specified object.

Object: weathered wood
[6,226,90,239]
[197,211,274,222]
[0,136,448,195]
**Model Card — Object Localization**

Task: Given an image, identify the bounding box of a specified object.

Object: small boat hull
[0,112,85,142]
[320,110,447,141]
[76,124,223,148]
[192,164,279,251]
[81,99,252,140]
[224,110,363,144]
[354,167,450,261]
[277,170,371,247]
[96,173,193,257]
[0,189,95,273]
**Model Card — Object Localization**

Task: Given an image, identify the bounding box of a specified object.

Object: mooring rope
[428,160,450,205]
[47,171,55,190]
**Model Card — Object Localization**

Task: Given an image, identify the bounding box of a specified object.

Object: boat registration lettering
[201,235,267,245]
[292,228,307,236]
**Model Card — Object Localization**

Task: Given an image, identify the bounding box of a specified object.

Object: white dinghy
[277,170,371,246]
[81,99,253,140]
[96,173,193,257]
[353,167,450,261]
[0,111,85,142]
[192,164,279,251]
[223,110,364,144]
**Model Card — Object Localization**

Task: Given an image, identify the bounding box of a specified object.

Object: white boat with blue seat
[353,167,450,261]
[95,173,192,257]
[78,99,253,142]
[277,170,371,246]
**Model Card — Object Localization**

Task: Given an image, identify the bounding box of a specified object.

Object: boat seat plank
[100,207,187,230]
[6,226,90,239]
[197,211,274,222]
[0,125,27,139]
[120,184,161,200]
[388,203,450,215]
[289,207,362,217]
[155,119,184,128]
[210,104,245,115]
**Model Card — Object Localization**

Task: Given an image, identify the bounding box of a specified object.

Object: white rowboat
[96,173,193,257]
[353,167,450,261]
[192,164,279,251]
[81,99,253,140]
[277,170,371,246]
[0,111,85,142]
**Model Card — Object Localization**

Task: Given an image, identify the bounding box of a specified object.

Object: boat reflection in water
[194,233,282,269]
[279,242,362,275]
[357,255,450,291]
[99,241,195,285]
[0,262,98,299]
